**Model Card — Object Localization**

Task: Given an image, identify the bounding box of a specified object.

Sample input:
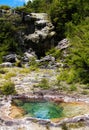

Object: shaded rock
[0,62,13,67]
[38,55,55,69]
[3,54,17,63]
[25,14,33,21]
[24,13,56,56]
[38,55,63,69]
[38,119,50,125]
[22,48,37,63]
[56,38,69,50]
[40,55,55,62]
[5,121,14,126]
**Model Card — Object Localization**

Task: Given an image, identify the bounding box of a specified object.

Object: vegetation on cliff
[0,0,89,85]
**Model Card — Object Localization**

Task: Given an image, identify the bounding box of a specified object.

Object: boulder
[38,55,56,68]
[0,62,13,67]
[22,48,37,63]
[3,54,17,63]
[56,38,69,50]
[40,55,55,62]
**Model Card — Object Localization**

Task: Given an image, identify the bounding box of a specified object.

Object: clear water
[13,99,89,119]
[14,100,64,119]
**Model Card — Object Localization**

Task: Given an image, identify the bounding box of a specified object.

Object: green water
[13,99,89,119]
[14,100,64,119]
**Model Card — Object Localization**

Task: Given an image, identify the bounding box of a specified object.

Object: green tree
[1,81,16,95]
[66,18,89,83]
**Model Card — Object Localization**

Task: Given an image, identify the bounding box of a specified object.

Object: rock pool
[10,99,89,121]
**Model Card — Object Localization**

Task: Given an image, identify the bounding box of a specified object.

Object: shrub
[38,78,50,89]
[0,5,10,10]
[56,69,68,83]
[4,72,16,80]
[81,90,88,95]
[1,81,16,95]
[66,69,78,84]
[29,57,38,66]
[0,68,7,74]
[15,60,22,67]
[66,18,89,84]
[29,57,39,71]
[69,84,77,91]
[62,123,69,130]
[46,48,61,59]
[20,68,30,74]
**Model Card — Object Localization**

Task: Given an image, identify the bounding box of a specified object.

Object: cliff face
[24,13,56,57]
[0,10,56,58]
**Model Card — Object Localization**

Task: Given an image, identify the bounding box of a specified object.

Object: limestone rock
[56,38,69,50]
[24,13,56,55]
[38,55,56,69]
[0,62,13,67]
[3,54,17,63]
[22,48,37,63]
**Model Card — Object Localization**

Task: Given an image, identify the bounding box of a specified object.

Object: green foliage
[29,57,37,66]
[38,78,50,89]
[66,69,78,84]
[50,0,89,39]
[0,5,10,10]
[56,70,68,82]
[0,68,7,74]
[46,48,61,59]
[26,0,53,13]
[81,90,88,95]
[24,0,89,40]
[69,84,77,91]
[1,81,16,95]
[65,18,89,83]
[15,60,22,67]
[56,68,75,84]
[0,13,25,62]
[62,123,69,130]
[4,72,16,80]
[15,6,32,13]
[29,57,39,70]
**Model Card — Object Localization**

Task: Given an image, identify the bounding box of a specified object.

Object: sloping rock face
[24,13,56,57]
[56,38,69,50]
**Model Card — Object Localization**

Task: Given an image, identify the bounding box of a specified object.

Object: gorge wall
[23,13,56,57]
[0,10,56,58]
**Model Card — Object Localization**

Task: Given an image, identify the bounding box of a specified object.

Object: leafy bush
[38,78,50,89]
[65,18,89,83]
[15,60,22,67]
[81,90,88,95]
[46,48,61,59]
[69,84,77,91]
[56,70,68,83]
[4,72,16,80]
[62,123,69,130]
[0,5,10,10]
[29,57,38,66]
[0,68,7,74]
[1,81,16,95]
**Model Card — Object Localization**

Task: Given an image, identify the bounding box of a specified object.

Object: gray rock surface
[25,13,55,43]
[3,54,17,63]
[24,13,56,55]
[56,38,69,50]
[22,48,37,63]
[0,62,13,67]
